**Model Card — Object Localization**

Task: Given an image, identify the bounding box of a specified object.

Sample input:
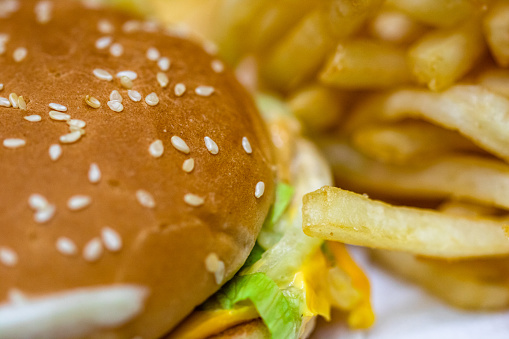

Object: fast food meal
[0,1,373,338]
[149,0,509,330]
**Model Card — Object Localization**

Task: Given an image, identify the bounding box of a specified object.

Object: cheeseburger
[0,1,371,338]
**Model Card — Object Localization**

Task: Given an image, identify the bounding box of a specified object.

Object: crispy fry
[262,0,383,91]
[372,249,509,310]
[386,0,479,28]
[287,84,346,134]
[483,0,509,67]
[347,86,509,162]
[319,140,509,210]
[320,39,412,89]
[303,186,509,258]
[408,20,486,91]
[351,121,481,165]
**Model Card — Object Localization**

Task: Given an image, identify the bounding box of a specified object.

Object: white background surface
[311,248,509,339]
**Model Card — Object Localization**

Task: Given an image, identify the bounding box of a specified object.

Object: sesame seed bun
[0,1,275,338]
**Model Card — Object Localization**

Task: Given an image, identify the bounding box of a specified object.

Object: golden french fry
[367,9,427,44]
[351,121,481,165]
[287,84,346,134]
[408,20,486,91]
[386,0,479,28]
[302,186,509,258]
[248,0,319,53]
[261,0,383,91]
[320,40,412,89]
[346,86,509,163]
[483,0,509,68]
[478,68,509,98]
[318,139,509,210]
[372,249,509,310]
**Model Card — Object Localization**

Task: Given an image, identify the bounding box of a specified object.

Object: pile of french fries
[150,0,509,310]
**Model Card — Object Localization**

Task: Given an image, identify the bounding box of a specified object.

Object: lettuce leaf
[213,273,302,339]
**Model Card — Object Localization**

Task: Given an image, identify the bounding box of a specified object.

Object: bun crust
[0,1,275,338]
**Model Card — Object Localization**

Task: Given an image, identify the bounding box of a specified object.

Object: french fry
[386,0,479,28]
[351,121,481,165]
[348,86,509,163]
[372,249,509,310]
[478,68,509,98]
[287,84,347,134]
[483,0,509,67]
[302,186,509,258]
[368,9,427,44]
[320,39,412,89]
[318,140,509,210]
[248,0,320,53]
[261,0,383,91]
[408,20,486,91]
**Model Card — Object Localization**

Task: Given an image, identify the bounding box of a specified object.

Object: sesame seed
[116,70,137,80]
[34,204,56,223]
[3,138,25,149]
[17,96,26,110]
[69,126,86,134]
[107,100,123,112]
[255,181,265,198]
[67,119,86,129]
[136,189,155,208]
[142,20,159,33]
[95,36,112,50]
[211,59,224,73]
[242,137,252,154]
[182,158,194,173]
[49,110,71,121]
[122,20,141,33]
[128,90,141,102]
[28,193,49,210]
[204,136,219,154]
[49,103,67,112]
[171,136,190,154]
[195,86,214,97]
[156,72,169,88]
[98,19,114,34]
[93,68,113,81]
[203,40,218,55]
[174,83,186,96]
[0,97,10,107]
[13,47,27,62]
[0,83,3,90]
[149,139,164,158]
[110,90,122,103]
[88,163,101,183]
[67,195,92,211]
[8,289,26,305]
[0,247,18,267]
[85,95,101,108]
[60,130,82,144]
[56,237,77,256]
[145,92,159,106]
[204,253,225,284]
[146,47,160,61]
[109,42,123,57]
[9,93,18,108]
[157,57,170,71]
[24,114,41,122]
[49,144,62,160]
[83,238,103,262]
[0,33,9,44]
[35,1,53,24]
[120,76,133,89]
[184,193,204,206]
[101,227,122,252]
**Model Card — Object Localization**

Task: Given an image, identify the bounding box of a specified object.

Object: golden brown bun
[0,1,275,338]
